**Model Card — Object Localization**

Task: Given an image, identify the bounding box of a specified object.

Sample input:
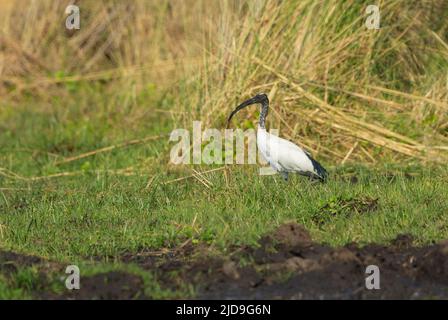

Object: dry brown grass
[1,0,447,164]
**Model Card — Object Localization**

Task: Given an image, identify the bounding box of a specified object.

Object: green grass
[1,95,448,260]
[2,164,448,260]
[1,0,448,299]
[1,92,448,299]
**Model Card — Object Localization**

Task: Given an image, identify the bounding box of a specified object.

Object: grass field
[1,0,448,299]
[1,91,448,299]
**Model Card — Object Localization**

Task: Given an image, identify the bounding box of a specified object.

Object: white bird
[227,93,328,182]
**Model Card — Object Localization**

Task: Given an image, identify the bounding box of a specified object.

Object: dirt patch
[3,222,448,299]
[265,222,312,247]
[0,250,147,300]
[123,222,448,299]
[0,250,50,274]
[51,271,146,300]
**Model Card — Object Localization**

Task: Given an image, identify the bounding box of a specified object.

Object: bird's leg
[280,171,289,181]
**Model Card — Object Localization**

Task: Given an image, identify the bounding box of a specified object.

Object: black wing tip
[308,156,328,182]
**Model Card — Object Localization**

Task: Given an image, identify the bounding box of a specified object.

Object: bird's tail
[310,158,328,182]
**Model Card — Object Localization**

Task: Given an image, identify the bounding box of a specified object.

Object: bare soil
[123,223,448,299]
[2,222,448,299]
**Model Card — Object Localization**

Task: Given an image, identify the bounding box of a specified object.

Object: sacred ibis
[227,93,328,182]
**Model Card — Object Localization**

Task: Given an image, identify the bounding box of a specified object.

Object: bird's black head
[226,93,269,127]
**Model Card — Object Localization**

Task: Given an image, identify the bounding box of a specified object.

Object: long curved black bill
[226,94,267,128]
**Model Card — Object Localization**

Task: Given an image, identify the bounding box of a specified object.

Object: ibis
[227,93,328,182]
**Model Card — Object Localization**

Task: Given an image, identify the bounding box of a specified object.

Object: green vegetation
[0,0,447,298]
[2,115,448,260]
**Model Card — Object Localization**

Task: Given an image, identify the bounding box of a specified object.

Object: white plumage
[227,93,327,181]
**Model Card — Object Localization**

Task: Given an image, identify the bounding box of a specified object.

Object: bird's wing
[270,136,315,173]
[271,136,327,180]
[283,137,312,157]
[302,148,312,157]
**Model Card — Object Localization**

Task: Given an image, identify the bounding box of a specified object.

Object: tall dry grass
[1,0,447,164]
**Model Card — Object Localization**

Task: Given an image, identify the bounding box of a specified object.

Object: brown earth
[56,271,147,300]
[123,222,448,299]
[2,222,448,299]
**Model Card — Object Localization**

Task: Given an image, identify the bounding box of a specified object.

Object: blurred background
[1,0,448,167]
[2,3,448,297]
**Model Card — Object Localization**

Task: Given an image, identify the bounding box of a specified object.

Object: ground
[1,98,448,299]
[1,0,448,300]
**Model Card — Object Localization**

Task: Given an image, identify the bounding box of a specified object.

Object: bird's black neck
[259,100,269,129]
